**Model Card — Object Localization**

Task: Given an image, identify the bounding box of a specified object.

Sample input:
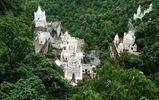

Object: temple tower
[34,6,47,28]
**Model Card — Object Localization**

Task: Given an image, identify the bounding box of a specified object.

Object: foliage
[150,72,159,87]
[0,6,74,99]
[71,61,159,99]
[141,43,159,73]
[0,0,159,99]
[117,53,144,71]
[70,87,102,100]
[0,76,47,99]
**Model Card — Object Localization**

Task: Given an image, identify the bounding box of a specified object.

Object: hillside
[0,0,159,99]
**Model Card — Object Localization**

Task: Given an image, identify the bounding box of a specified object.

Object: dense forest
[0,0,159,99]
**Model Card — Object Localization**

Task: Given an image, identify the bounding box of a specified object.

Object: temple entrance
[71,73,75,83]
[72,73,75,78]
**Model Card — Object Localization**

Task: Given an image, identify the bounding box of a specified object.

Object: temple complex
[110,3,153,58]
[33,6,97,85]
[110,20,139,58]
[58,31,96,84]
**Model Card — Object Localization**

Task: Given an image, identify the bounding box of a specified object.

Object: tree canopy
[0,0,159,99]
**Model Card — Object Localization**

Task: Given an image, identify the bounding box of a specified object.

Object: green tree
[117,52,144,70]
[0,15,33,66]
[150,72,159,87]
[24,53,74,99]
[70,88,102,100]
[72,61,159,99]
[0,0,6,14]
[0,76,47,100]
[141,42,159,74]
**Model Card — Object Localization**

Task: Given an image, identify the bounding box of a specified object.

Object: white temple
[56,31,95,84]
[110,3,153,58]
[134,4,153,20]
[33,6,96,85]
[34,6,47,28]
[110,20,139,58]
[34,6,62,54]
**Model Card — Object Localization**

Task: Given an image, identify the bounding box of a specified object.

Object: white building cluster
[33,6,96,85]
[110,3,153,58]
[110,20,139,58]
[134,4,153,20]
[56,31,96,84]
[33,6,61,54]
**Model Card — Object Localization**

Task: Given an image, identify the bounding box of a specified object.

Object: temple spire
[34,6,47,27]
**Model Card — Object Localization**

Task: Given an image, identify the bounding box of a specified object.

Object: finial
[38,6,42,11]
[65,31,68,35]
